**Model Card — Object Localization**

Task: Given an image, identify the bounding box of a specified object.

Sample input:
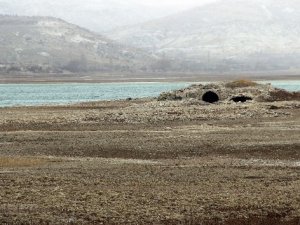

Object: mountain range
[0,0,184,32]
[108,0,300,72]
[0,15,155,74]
[1,0,300,74]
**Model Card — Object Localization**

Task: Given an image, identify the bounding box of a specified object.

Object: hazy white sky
[137,0,218,9]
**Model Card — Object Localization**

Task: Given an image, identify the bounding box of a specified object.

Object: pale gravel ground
[0,99,299,224]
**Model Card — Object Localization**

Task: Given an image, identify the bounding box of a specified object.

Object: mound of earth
[158,80,300,103]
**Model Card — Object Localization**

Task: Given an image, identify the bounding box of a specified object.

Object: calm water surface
[0,82,192,107]
[261,80,300,92]
[0,80,299,107]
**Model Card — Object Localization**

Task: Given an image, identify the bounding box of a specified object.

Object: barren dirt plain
[0,97,300,224]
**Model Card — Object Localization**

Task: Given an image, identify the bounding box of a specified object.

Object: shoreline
[0,80,299,108]
[0,73,300,84]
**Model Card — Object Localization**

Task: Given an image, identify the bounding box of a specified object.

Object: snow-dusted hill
[0,0,183,32]
[108,0,300,72]
[0,15,155,74]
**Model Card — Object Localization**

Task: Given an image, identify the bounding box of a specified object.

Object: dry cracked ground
[0,99,299,225]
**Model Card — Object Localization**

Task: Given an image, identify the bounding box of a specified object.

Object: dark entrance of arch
[202,91,219,103]
[231,96,252,103]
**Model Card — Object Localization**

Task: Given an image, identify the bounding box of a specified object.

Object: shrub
[225,80,259,89]
[269,89,300,101]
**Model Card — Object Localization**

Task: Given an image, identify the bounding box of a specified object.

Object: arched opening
[202,91,219,103]
[231,96,252,103]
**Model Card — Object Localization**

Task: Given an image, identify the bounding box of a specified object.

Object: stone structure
[157,81,298,103]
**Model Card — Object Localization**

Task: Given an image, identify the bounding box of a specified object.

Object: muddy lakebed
[0,80,300,224]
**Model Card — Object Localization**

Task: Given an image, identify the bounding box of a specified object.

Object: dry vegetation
[225,80,259,88]
[0,156,49,168]
[270,89,300,101]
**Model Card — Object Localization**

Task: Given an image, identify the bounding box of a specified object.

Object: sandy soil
[0,99,299,224]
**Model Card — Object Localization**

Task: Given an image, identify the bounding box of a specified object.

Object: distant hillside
[108,0,300,72]
[0,0,179,32]
[0,15,155,74]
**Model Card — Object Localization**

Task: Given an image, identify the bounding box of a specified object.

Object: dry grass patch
[225,80,259,88]
[270,89,300,101]
[0,156,49,168]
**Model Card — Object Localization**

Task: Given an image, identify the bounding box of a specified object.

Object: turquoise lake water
[0,80,299,107]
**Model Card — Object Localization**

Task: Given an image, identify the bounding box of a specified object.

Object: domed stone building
[158,80,299,103]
